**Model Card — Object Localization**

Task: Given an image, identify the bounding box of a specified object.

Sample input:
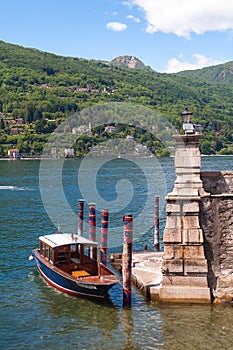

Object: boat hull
[32,250,118,299]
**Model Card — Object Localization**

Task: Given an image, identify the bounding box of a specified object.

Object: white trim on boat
[39,233,98,248]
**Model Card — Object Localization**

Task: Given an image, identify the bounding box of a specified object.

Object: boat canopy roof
[39,233,98,248]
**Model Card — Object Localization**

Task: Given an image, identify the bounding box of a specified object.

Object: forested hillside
[176,61,233,85]
[0,40,232,156]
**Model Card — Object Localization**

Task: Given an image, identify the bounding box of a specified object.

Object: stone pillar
[159,134,211,303]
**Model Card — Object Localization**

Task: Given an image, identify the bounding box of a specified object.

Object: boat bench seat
[72,270,90,278]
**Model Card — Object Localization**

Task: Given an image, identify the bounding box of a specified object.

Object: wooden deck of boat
[78,275,118,283]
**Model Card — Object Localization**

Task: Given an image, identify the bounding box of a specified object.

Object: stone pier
[159,133,211,303]
[110,111,232,303]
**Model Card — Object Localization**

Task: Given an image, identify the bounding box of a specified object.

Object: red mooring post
[122,213,133,307]
[78,199,84,236]
[89,203,97,260]
[89,203,96,241]
[154,196,160,251]
[100,208,108,265]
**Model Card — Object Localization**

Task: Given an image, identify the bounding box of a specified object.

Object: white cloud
[127,14,140,23]
[165,53,221,73]
[106,22,127,32]
[128,0,233,38]
[122,1,132,6]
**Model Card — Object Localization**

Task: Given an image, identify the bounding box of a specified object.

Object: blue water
[0,156,232,350]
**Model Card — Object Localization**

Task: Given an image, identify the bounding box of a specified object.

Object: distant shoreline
[0,154,232,161]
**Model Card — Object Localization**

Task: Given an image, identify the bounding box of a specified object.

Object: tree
[200,140,213,155]
[34,117,46,133]
[0,118,5,130]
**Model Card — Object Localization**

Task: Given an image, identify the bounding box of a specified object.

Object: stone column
[159,134,211,303]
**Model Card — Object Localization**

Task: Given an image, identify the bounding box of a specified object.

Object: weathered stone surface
[183,245,205,258]
[199,176,233,303]
[166,202,182,213]
[159,286,211,303]
[162,259,184,273]
[170,187,201,197]
[183,228,204,244]
[175,155,201,168]
[166,200,200,214]
[175,173,202,183]
[162,275,208,287]
[160,133,211,303]
[201,171,233,194]
[183,201,200,213]
[184,258,208,274]
[183,215,200,229]
[163,245,184,260]
[164,215,182,229]
[163,228,182,243]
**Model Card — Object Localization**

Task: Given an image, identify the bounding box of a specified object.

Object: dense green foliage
[0,40,232,156]
[176,61,233,85]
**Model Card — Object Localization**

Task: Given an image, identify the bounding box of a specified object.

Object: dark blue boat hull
[32,251,115,299]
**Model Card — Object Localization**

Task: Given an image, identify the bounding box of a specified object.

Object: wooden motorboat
[31,233,120,299]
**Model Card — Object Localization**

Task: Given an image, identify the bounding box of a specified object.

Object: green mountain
[110,55,152,71]
[176,61,233,85]
[0,40,232,156]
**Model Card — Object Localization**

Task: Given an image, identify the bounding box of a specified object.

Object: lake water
[0,155,232,350]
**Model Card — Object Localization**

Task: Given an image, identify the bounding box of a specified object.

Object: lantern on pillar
[181,108,194,134]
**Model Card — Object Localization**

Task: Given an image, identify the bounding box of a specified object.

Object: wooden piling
[154,196,160,251]
[78,199,84,236]
[89,202,96,241]
[89,203,96,260]
[100,208,108,265]
[122,213,133,307]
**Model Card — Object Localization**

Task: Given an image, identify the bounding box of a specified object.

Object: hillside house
[15,118,25,126]
[105,126,116,133]
[10,127,20,135]
[72,124,91,135]
[8,148,20,159]
[64,148,74,158]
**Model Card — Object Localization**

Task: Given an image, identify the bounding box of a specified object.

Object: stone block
[183,228,204,244]
[183,201,199,213]
[162,275,208,287]
[185,144,201,155]
[166,200,200,214]
[163,245,185,260]
[163,228,182,243]
[183,245,205,258]
[175,155,201,168]
[164,215,181,229]
[166,202,181,213]
[184,259,208,274]
[163,246,175,259]
[175,176,202,187]
[175,178,203,186]
[162,259,184,274]
[159,286,211,303]
[183,215,200,229]
[172,187,200,197]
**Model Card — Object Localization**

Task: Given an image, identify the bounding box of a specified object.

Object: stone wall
[159,134,211,303]
[200,171,233,303]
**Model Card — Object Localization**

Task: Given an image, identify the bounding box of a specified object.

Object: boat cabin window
[55,246,69,266]
[45,245,49,260]
[49,247,54,263]
[40,241,52,262]
[71,244,76,251]
[84,245,89,256]
[40,241,45,256]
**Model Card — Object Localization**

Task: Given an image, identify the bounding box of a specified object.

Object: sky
[1,0,233,73]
